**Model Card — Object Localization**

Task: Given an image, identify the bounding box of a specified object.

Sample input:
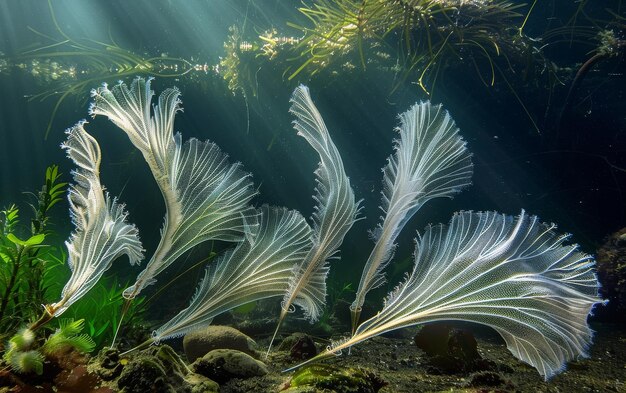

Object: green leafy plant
[63,275,148,349]
[41,318,96,355]
[313,281,354,335]
[3,319,95,375]
[0,165,66,334]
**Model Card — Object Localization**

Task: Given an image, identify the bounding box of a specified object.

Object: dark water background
[0,1,624,324]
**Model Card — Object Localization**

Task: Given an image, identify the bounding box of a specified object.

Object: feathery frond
[151,205,312,343]
[288,210,602,380]
[45,122,143,317]
[350,101,473,330]
[89,77,257,299]
[269,85,361,352]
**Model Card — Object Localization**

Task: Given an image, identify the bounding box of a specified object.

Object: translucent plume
[268,85,362,353]
[89,78,257,299]
[288,210,602,380]
[152,205,312,343]
[46,122,144,317]
[350,101,473,329]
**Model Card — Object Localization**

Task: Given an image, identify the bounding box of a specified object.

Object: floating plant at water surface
[3,0,621,143]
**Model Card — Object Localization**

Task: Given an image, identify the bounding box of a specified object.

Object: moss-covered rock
[281,364,386,393]
[118,356,173,393]
[192,348,268,383]
[183,325,258,362]
[117,345,218,393]
[277,333,318,360]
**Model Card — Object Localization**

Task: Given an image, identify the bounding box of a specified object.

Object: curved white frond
[279,85,361,323]
[153,205,312,342]
[301,210,601,380]
[90,78,257,298]
[351,101,473,317]
[48,122,144,316]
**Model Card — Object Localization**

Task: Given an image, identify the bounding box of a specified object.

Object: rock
[192,349,268,383]
[277,333,318,360]
[117,345,218,393]
[186,373,219,393]
[596,227,626,322]
[280,364,387,393]
[183,325,258,362]
[414,324,495,375]
[94,347,124,381]
[118,357,174,393]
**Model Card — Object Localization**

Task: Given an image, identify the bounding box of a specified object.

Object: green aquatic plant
[3,319,94,375]
[221,25,246,95]
[6,350,44,375]
[268,85,362,355]
[63,275,148,349]
[220,25,301,98]
[350,100,473,333]
[313,281,355,335]
[10,1,192,139]
[286,0,530,93]
[557,29,626,132]
[40,318,96,355]
[0,165,66,334]
[286,210,602,380]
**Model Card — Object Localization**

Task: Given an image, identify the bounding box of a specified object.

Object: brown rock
[183,326,257,362]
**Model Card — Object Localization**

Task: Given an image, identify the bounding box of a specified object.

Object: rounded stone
[183,325,258,362]
[192,349,268,384]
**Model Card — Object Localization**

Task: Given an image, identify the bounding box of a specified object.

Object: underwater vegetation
[288,209,600,380]
[8,76,598,384]
[6,0,623,143]
[89,79,258,303]
[0,163,147,375]
[0,165,66,335]
[2,1,194,139]
[285,0,533,92]
[60,275,148,349]
[268,85,362,353]
[349,99,473,333]
[31,122,144,330]
[3,319,94,375]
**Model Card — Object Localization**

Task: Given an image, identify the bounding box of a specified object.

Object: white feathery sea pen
[350,101,473,333]
[34,121,144,329]
[267,85,362,355]
[286,210,603,380]
[88,77,258,300]
[121,205,312,355]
